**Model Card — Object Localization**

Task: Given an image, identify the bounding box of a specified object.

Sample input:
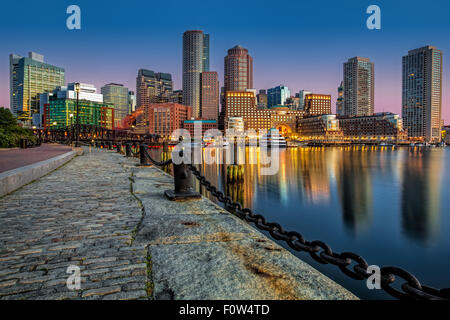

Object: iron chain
[185,163,450,300]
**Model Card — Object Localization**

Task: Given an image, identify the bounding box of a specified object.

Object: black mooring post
[164,150,201,201]
[116,143,121,153]
[125,143,132,157]
[139,144,151,166]
[108,141,113,150]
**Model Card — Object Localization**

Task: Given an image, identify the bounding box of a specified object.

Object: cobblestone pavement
[0,148,149,300]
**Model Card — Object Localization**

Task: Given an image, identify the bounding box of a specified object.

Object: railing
[92,139,450,300]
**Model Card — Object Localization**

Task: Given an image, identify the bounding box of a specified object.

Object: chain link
[185,163,450,300]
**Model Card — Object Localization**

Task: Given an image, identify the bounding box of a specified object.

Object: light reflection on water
[151,146,450,299]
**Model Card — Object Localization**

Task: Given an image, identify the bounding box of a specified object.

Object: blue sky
[1,0,449,121]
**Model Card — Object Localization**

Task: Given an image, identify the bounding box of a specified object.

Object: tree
[0,107,35,148]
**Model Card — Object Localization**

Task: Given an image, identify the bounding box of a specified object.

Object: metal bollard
[107,141,113,150]
[139,144,151,166]
[116,143,121,153]
[125,143,132,157]
[164,150,201,201]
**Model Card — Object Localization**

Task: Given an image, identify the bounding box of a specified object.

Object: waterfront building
[285,96,300,110]
[101,83,129,127]
[338,112,407,142]
[224,45,253,92]
[343,57,374,116]
[147,103,192,137]
[183,119,218,138]
[136,69,173,131]
[443,126,450,144]
[402,45,443,142]
[297,115,344,142]
[201,72,219,120]
[9,52,65,124]
[336,81,344,116]
[183,30,210,118]
[224,91,304,136]
[304,94,332,115]
[298,90,312,111]
[43,84,114,130]
[257,89,268,109]
[227,117,245,134]
[267,85,290,108]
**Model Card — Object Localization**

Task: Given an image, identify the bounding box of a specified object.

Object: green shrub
[0,107,36,148]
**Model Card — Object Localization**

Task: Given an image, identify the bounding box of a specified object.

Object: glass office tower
[9,52,65,124]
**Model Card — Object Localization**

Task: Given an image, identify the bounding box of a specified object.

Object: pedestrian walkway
[0,148,148,300]
[0,144,72,173]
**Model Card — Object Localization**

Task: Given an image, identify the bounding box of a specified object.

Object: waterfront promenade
[0,147,356,300]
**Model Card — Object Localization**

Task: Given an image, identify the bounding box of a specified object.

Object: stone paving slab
[132,166,357,300]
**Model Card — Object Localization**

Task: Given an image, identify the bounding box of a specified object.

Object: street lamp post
[75,83,80,147]
[69,113,74,143]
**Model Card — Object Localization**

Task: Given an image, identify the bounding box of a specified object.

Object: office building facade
[343,57,374,116]
[147,103,192,136]
[298,90,312,111]
[304,94,332,115]
[201,72,219,120]
[9,52,65,124]
[101,83,129,127]
[267,85,290,108]
[402,45,443,142]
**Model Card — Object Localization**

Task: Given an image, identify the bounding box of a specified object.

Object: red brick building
[147,103,192,136]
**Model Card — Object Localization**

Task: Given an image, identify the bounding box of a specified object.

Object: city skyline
[1,0,449,122]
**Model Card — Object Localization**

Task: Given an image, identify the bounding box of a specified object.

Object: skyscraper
[200,72,219,120]
[182,30,210,118]
[9,52,65,124]
[101,83,129,127]
[343,57,374,116]
[267,85,290,107]
[224,45,253,92]
[402,45,443,142]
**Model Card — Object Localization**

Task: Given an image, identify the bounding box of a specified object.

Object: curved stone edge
[0,150,79,197]
[130,162,359,300]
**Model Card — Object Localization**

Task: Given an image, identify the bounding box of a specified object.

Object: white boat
[259,128,287,148]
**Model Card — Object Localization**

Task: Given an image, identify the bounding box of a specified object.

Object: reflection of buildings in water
[336,149,373,231]
[253,148,299,207]
[401,149,442,243]
[298,147,331,205]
